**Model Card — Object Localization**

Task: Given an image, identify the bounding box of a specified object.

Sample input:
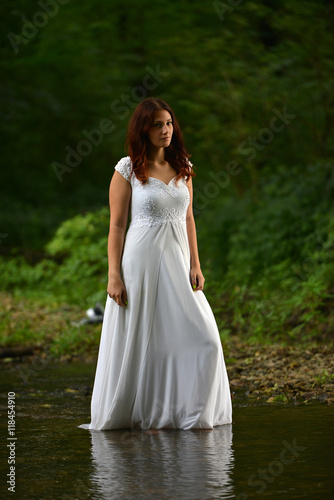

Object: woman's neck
[146,146,166,164]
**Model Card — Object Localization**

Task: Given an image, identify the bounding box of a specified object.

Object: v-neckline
[148,176,177,187]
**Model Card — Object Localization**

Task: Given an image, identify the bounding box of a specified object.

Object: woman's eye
[154,122,172,127]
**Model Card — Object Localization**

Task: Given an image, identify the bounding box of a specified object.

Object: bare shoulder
[186,175,193,188]
[110,171,131,198]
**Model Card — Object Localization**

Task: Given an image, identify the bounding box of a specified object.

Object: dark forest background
[0,0,333,351]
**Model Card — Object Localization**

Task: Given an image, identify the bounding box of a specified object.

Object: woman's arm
[186,176,205,291]
[107,171,132,306]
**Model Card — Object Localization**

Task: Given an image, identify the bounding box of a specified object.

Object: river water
[0,361,333,499]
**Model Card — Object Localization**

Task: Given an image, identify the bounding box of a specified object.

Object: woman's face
[147,109,173,149]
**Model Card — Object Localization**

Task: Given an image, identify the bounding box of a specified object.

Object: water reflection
[88,425,234,499]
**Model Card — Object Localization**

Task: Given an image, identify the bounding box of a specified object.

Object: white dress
[79,156,232,430]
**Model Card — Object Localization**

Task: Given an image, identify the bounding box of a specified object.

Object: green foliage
[1,0,334,248]
[0,208,110,306]
[1,160,332,343]
[202,162,334,342]
[44,207,110,304]
[272,395,288,403]
[1,0,333,345]
[313,370,334,386]
[199,162,334,279]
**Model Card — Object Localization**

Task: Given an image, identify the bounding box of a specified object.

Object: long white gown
[79,156,232,430]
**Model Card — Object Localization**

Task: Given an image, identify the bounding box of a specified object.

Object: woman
[80,97,232,431]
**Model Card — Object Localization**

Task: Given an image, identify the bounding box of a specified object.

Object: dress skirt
[79,220,232,431]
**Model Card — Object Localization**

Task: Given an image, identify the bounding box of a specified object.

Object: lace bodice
[114,156,192,229]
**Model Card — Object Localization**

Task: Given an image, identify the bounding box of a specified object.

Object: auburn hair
[124,97,195,184]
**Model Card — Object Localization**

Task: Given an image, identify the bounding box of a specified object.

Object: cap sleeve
[114,156,132,182]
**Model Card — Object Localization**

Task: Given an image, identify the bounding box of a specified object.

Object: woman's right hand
[107,274,128,307]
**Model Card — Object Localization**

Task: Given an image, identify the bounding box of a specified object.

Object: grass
[0,292,101,357]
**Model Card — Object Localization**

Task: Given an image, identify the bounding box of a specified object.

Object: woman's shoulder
[114,156,133,182]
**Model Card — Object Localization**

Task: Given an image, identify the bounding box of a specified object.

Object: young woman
[80,97,232,431]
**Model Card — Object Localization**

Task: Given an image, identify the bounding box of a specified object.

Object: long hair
[125,97,195,184]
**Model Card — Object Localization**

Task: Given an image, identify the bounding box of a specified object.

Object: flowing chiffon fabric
[79,157,232,430]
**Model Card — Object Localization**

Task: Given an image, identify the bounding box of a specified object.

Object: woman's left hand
[190,266,205,291]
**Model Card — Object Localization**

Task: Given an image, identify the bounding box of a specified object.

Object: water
[0,361,333,499]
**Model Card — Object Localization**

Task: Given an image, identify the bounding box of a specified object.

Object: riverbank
[1,292,333,403]
[225,338,334,404]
